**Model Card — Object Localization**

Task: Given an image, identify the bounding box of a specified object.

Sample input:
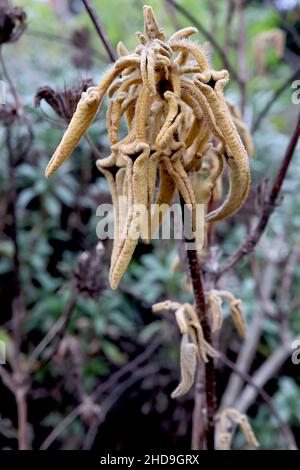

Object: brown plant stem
[217,113,300,275]
[81,0,117,62]
[181,200,216,450]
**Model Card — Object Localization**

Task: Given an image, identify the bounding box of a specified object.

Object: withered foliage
[45,5,252,290]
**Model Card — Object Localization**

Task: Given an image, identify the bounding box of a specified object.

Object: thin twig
[28,316,66,367]
[279,238,300,308]
[236,0,247,116]
[224,0,235,56]
[218,114,300,274]
[25,29,108,63]
[234,333,300,449]
[92,338,160,399]
[210,0,218,62]
[40,407,81,450]
[0,47,34,155]
[221,255,277,408]
[81,0,117,62]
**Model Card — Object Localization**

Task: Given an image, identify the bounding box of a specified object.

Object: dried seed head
[171,333,197,398]
[0,4,26,44]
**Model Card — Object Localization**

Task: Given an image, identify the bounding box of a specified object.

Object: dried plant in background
[0,1,26,45]
[207,289,247,338]
[0,0,299,453]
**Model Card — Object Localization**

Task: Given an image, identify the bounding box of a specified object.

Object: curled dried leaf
[171,333,197,398]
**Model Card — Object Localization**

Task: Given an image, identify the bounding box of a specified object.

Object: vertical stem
[181,200,217,450]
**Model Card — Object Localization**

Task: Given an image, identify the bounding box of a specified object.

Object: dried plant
[153,300,218,397]
[45,5,251,290]
[217,408,260,450]
[0,3,26,45]
[207,289,247,338]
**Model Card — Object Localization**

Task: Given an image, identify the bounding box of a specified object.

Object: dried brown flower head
[71,27,94,70]
[217,408,259,450]
[45,5,251,289]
